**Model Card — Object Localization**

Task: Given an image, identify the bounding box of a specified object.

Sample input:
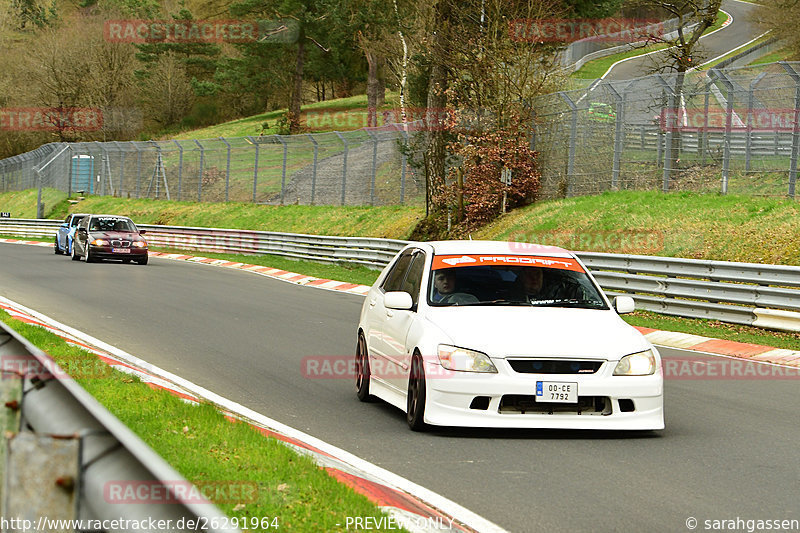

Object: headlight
[132,241,147,248]
[614,350,656,376]
[90,239,109,246]
[438,345,497,373]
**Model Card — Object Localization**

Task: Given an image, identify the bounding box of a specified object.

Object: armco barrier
[2,219,799,331]
[0,318,238,532]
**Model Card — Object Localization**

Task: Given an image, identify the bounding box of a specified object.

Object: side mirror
[614,296,635,314]
[139,229,146,235]
[77,228,87,234]
[384,291,413,310]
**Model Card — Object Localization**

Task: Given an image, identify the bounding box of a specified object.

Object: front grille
[111,240,131,248]
[499,395,611,415]
[507,359,603,374]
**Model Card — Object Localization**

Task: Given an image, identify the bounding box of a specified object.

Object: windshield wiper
[457,299,524,306]
[528,299,605,308]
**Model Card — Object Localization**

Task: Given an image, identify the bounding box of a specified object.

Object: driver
[431,269,478,304]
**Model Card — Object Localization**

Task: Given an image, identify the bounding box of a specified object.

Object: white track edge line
[0,295,508,533]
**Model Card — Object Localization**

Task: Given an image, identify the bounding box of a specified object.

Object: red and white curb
[634,326,800,367]
[0,295,504,533]
[147,251,372,296]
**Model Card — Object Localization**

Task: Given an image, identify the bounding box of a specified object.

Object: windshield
[428,256,608,309]
[89,217,135,232]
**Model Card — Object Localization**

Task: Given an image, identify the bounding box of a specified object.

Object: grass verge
[624,310,800,351]
[0,310,406,532]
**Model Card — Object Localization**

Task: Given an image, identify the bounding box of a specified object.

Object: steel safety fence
[2,219,799,331]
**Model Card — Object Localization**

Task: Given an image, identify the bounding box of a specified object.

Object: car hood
[424,307,649,360]
[90,231,144,240]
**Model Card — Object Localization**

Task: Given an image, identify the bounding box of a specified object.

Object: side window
[382,251,414,293]
[400,252,425,306]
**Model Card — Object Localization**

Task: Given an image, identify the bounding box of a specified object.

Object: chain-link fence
[532,61,800,199]
[0,125,424,207]
[4,62,800,207]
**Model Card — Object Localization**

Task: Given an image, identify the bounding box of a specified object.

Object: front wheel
[54,236,61,254]
[137,254,148,265]
[71,242,81,261]
[355,334,374,402]
[406,354,428,431]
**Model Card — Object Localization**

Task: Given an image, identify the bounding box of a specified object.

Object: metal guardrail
[0,318,238,532]
[2,219,799,331]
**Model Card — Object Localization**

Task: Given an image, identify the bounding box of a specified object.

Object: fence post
[780,62,800,198]
[710,69,734,194]
[112,141,124,197]
[655,76,675,192]
[399,126,409,204]
[365,130,378,205]
[745,73,766,173]
[67,146,73,198]
[172,140,183,201]
[193,140,204,202]
[335,131,348,205]
[656,88,665,169]
[700,84,710,164]
[558,91,577,197]
[276,135,287,205]
[35,168,44,218]
[247,137,259,204]
[219,137,231,202]
[132,142,142,198]
[307,133,318,205]
[605,82,623,190]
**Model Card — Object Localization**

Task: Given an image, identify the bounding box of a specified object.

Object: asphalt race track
[604,0,760,81]
[1,245,798,532]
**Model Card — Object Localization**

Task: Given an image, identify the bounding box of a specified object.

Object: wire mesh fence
[0,125,424,207]
[532,61,800,199]
[3,62,800,207]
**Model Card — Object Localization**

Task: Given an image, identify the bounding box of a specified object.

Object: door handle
[369,299,376,307]
[386,310,394,317]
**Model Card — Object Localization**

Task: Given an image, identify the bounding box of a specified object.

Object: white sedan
[356,240,664,431]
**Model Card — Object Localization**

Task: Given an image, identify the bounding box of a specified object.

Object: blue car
[54,213,89,255]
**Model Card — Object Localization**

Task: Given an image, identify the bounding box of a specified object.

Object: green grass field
[0,311,406,532]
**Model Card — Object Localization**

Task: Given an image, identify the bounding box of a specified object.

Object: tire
[355,334,374,402]
[406,353,428,431]
[85,245,95,263]
[54,236,61,254]
[71,242,81,261]
[137,254,148,265]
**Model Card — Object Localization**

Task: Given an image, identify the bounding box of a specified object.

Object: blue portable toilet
[71,155,94,194]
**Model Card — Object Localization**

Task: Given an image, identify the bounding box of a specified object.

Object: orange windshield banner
[432,255,584,272]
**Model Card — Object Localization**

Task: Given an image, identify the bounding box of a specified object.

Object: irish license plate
[536,381,577,403]
[112,248,131,253]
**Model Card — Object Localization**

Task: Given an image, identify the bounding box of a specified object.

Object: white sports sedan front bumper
[422,359,664,430]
